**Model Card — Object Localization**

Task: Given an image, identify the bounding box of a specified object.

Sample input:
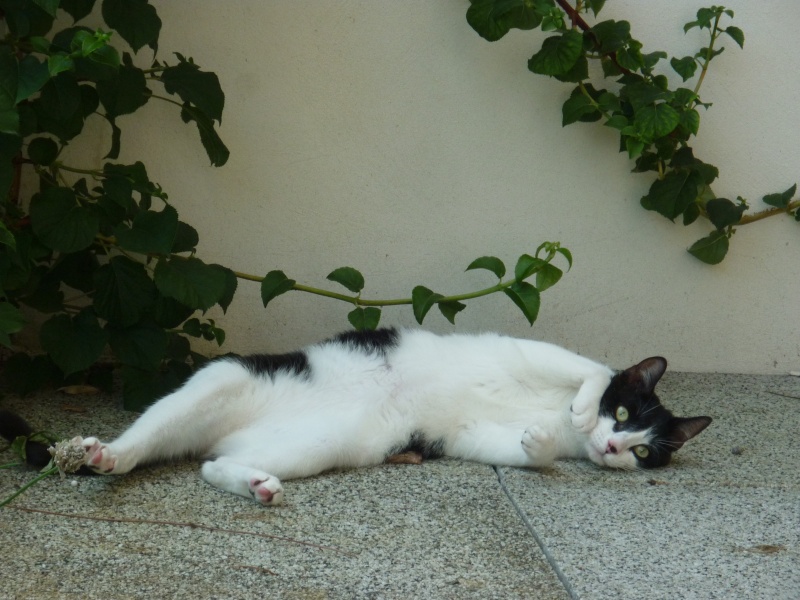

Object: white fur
[78,329,644,505]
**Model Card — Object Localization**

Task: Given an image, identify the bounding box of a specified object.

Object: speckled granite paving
[1,372,798,600]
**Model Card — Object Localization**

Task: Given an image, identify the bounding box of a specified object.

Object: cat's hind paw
[77,436,118,474]
[521,426,557,467]
[248,474,284,506]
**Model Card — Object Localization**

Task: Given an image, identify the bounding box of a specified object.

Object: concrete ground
[1,371,798,599]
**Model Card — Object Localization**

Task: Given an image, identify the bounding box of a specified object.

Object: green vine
[0,0,569,410]
[466,0,799,264]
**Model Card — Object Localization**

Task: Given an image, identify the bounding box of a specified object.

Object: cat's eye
[633,446,650,459]
[615,406,629,422]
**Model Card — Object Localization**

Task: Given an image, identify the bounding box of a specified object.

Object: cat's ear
[623,356,667,393]
[667,416,713,450]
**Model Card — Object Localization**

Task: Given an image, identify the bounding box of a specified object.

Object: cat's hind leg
[201,457,284,506]
[79,359,263,475]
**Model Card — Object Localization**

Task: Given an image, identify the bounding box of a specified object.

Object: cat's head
[587,357,711,469]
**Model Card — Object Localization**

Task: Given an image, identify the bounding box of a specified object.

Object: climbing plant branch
[466,0,799,264]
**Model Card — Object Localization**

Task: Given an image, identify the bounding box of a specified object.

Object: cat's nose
[605,441,619,455]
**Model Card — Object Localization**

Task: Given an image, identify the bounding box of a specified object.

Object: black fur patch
[390,430,445,460]
[329,327,400,356]
[230,351,310,380]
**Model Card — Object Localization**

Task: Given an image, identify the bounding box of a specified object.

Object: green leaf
[620,82,672,111]
[466,256,506,279]
[528,30,583,77]
[39,72,82,120]
[347,307,381,331]
[161,58,224,123]
[535,263,563,293]
[635,103,679,140]
[154,257,227,311]
[706,198,745,230]
[16,55,50,103]
[554,55,589,83]
[604,114,628,130]
[47,54,75,77]
[52,249,99,292]
[556,247,573,270]
[0,47,19,111]
[179,104,229,167]
[260,270,295,307]
[30,187,99,252]
[97,64,149,117]
[0,302,25,347]
[585,0,606,16]
[466,0,543,42]
[687,230,729,265]
[640,170,702,221]
[724,26,744,49]
[32,0,59,16]
[0,221,16,250]
[590,20,631,53]
[327,267,365,294]
[211,264,237,313]
[438,300,466,325]
[151,296,193,329]
[682,202,701,226]
[27,137,59,165]
[562,92,599,127]
[670,56,698,81]
[504,281,540,326]
[40,311,108,376]
[514,254,547,282]
[762,184,797,208]
[101,0,162,53]
[171,221,199,253]
[109,324,168,371]
[93,256,156,326]
[411,286,443,325]
[616,40,644,72]
[0,109,19,134]
[679,108,700,136]
[114,204,178,255]
[61,0,97,22]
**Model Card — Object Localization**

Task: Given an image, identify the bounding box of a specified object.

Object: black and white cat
[6,328,712,506]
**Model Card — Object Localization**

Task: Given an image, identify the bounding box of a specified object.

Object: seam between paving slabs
[493,466,579,600]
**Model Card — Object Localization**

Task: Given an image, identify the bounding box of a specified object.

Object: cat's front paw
[521,426,557,467]
[570,401,598,433]
[77,436,118,473]
[248,474,284,506]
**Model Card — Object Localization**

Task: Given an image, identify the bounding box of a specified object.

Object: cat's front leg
[521,426,558,467]
[570,372,612,433]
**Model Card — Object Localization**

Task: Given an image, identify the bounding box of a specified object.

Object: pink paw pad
[78,437,117,473]
[248,476,283,506]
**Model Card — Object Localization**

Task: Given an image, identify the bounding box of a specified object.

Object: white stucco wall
[83,1,799,373]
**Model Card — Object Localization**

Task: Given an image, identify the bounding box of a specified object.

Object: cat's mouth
[586,441,637,470]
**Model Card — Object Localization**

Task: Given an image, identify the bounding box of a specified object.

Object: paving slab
[498,372,800,600]
[0,390,567,600]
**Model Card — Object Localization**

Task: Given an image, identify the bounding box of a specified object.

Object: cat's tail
[0,409,95,474]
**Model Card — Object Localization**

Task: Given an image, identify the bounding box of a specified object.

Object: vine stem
[738,199,800,225]
[693,12,723,96]
[233,270,530,308]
